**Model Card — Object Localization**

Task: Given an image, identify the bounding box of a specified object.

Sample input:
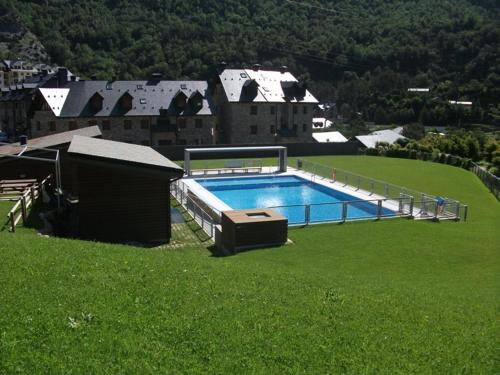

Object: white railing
[170,179,220,238]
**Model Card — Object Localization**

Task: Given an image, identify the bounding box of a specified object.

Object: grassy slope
[0,156,498,374]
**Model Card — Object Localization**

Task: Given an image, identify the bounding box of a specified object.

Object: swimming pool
[195,175,396,224]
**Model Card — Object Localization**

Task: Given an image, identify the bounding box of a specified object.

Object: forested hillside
[1,0,499,126]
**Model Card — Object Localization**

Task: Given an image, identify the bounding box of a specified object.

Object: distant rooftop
[219,68,318,104]
[38,80,215,118]
[312,131,348,143]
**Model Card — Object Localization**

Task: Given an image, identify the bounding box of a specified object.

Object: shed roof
[68,136,183,175]
[0,126,102,156]
[219,68,318,104]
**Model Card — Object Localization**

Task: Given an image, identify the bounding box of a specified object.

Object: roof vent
[252,64,261,71]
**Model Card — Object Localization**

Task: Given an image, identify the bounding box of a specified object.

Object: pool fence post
[463,205,468,222]
[455,202,460,219]
[342,202,347,222]
[305,205,310,225]
[434,199,439,219]
[376,200,382,219]
[409,196,414,217]
[398,195,403,213]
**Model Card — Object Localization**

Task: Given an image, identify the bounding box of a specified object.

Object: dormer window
[119,92,133,111]
[89,92,103,112]
[172,90,187,112]
[189,90,203,111]
[242,79,259,100]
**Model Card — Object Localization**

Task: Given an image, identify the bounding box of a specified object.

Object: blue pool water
[196,175,395,224]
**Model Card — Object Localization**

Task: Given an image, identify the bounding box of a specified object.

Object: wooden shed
[0,126,102,192]
[67,135,184,244]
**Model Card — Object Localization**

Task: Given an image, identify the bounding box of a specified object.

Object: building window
[250,125,258,135]
[140,119,149,129]
[102,120,110,130]
[195,119,203,128]
[158,139,172,146]
[293,105,298,114]
[36,121,41,131]
[303,106,308,114]
[141,140,150,146]
[293,124,298,132]
[68,121,77,130]
[303,123,307,132]
[250,105,258,115]
[270,106,275,115]
[124,120,132,129]
[270,125,275,134]
[178,118,186,129]
[49,121,56,131]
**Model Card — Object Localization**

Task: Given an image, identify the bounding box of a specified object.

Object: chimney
[280,65,288,74]
[252,64,261,71]
[217,61,227,74]
[151,72,162,80]
[57,67,68,86]
[19,135,27,145]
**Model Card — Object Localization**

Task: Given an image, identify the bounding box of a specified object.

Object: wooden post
[9,211,15,232]
[21,195,27,224]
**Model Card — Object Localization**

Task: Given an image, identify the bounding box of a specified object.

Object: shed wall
[77,164,171,243]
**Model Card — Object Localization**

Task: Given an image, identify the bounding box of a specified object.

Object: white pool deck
[182,167,404,215]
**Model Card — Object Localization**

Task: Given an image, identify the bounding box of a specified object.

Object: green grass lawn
[1,156,498,374]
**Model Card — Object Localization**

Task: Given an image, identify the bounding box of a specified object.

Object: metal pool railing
[296,159,468,222]
[170,179,220,238]
[268,195,414,226]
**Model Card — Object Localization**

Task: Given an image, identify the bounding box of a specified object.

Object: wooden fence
[3,175,51,232]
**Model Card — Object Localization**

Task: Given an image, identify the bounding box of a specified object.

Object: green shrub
[366,148,379,156]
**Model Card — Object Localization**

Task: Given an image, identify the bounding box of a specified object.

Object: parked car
[0,131,8,143]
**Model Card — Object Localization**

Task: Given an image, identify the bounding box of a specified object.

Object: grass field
[0,156,498,374]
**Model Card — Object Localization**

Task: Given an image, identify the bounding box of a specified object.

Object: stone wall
[222,102,314,144]
[30,110,216,146]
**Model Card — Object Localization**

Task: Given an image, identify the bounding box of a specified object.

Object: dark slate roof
[219,68,318,104]
[68,135,183,175]
[50,80,215,118]
[0,126,102,156]
[0,72,60,102]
